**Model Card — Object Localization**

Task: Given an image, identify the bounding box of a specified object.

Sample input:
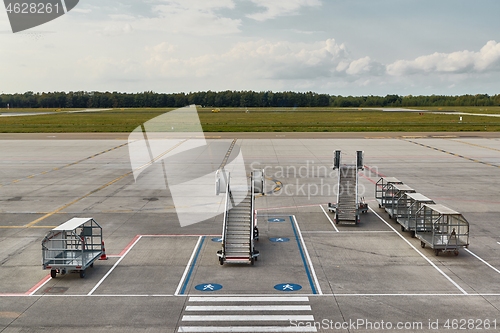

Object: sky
[0,0,499,96]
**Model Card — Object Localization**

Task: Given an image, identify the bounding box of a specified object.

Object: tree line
[0,91,499,109]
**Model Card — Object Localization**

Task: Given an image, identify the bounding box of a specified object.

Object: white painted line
[87,235,143,296]
[292,216,323,295]
[302,230,393,234]
[178,326,317,332]
[175,236,203,296]
[28,277,52,296]
[369,207,468,295]
[465,248,500,274]
[12,292,500,298]
[188,296,310,302]
[182,315,314,321]
[330,293,466,297]
[319,205,339,232]
[185,305,312,311]
[10,293,480,298]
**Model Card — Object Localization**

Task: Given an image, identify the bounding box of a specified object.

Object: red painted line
[257,203,322,212]
[364,165,385,177]
[25,274,51,295]
[0,293,26,297]
[140,234,221,237]
[112,234,224,257]
[117,235,141,257]
[360,173,377,185]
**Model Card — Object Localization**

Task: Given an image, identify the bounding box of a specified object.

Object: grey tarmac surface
[1,132,500,332]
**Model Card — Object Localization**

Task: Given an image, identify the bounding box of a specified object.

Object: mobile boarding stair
[328,151,366,225]
[216,170,264,265]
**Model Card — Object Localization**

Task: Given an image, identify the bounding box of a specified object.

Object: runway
[1,133,500,332]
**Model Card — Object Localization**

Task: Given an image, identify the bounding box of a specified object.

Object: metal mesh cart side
[396,193,434,237]
[375,177,403,208]
[42,218,103,278]
[415,204,469,256]
[385,184,415,219]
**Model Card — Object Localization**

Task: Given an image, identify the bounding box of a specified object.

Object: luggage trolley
[375,177,403,209]
[396,193,435,237]
[415,204,469,256]
[42,218,104,278]
[384,183,415,219]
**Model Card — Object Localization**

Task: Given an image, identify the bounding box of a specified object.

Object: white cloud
[387,40,500,76]
[79,0,241,36]
[71,8,92,14]
[247,0,321,21]
[143,38,385,82]
[148,0,241,35]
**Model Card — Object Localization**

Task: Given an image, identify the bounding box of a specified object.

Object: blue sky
[0,0,499,95]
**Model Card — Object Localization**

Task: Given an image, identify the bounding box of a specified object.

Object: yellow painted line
[0,226,27,229]
[4,142,129,186]
[0,312,22,318]
[25,172,132,228]
[24,138,188,228]
[453,139,500,153]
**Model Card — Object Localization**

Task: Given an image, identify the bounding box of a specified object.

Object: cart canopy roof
[405,192,433,202]
[52,218,95,231]
[423,204,460,215]
[380,177,401,183]
[392,184,415,191]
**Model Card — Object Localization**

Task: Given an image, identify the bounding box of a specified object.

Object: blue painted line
[180,236,206,295]
[289,216,317,295]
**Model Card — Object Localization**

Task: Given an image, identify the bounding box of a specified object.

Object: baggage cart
[384,183,415,219]
[42,218,104,278]
[396,192,434,237]
[415,204,469,256]
[375,177,403,208]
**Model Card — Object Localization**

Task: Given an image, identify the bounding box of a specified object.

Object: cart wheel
[378,204,381,208]
[420,241,425,248]
[401,225,405,232]
[250,258,255,266]
[454,250,459,256]
[219,257,224,265]
[79,270,86,278]
[50,269,57,279]
[90,263,94,268]
[410,231,415,238]
[434,249,439,256]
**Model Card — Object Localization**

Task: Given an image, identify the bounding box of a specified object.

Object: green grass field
[0,107,499,133]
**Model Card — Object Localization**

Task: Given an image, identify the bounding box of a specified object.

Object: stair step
[226,241,250,244]
[226,249,250,254]
[227,231,251,235]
